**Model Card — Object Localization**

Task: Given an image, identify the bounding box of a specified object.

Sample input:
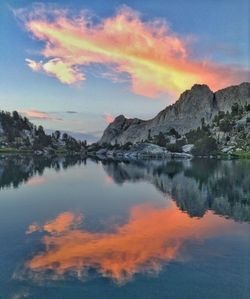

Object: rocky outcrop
[100,82,250,145]
[92,143,192,160]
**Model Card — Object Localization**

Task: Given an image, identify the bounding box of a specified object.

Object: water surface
[0,155,249,299]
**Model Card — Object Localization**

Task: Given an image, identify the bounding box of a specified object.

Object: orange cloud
[26,203,230,284]
[103,113,114,124]
[26,212,83,235]
[21,6,248,98]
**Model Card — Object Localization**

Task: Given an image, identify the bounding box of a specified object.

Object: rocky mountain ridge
[100,82,250,145]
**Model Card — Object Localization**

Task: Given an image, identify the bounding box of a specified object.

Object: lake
[0,155,249,299]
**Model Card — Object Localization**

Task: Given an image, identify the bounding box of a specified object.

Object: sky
[0,0,249,140]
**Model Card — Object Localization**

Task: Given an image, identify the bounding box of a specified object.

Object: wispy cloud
[65,111,78,114]
[20,109,62,121]
[17,5,248,98]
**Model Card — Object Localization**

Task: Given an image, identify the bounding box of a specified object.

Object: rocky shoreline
[87,143,191,160]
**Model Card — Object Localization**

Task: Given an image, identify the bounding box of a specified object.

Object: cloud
[103,113,114,124]
[26,212,83,235]
[27,176,46,186]
[20,109,62,121]
[19,5,248,98]
[65,111,78,114]
[26,203,229,284]
[25,58,42,71]
[25,58,85,84]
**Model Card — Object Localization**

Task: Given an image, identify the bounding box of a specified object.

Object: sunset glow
[26,212,83,235]
[26,203,230,283]
[20,109,60,121]
[103,113,115,124]
[21,6,248,98]
[1,1,248,137]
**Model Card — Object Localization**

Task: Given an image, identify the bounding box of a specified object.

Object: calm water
[0,155,249,299]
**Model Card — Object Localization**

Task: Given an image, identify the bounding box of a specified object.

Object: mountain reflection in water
[0,155,249,222]
[0,155,86,189]
[101,159,250,222]
[1,155,249,298]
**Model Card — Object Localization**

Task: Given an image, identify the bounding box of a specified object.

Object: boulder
[182,144,194,153]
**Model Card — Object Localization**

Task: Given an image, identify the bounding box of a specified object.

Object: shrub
[213,111,226,126]
[219,118,233,132]
[154,132,167,147]
[121,142,132,150]
[191,136,218,156]
[168,128,181,139]
[231,103,239,116]
[186,127,209,144]
[166,139,186,153]
[245,104,250,112]
[167,143,181,153]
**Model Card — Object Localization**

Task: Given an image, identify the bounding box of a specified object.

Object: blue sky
[0,0,249,140]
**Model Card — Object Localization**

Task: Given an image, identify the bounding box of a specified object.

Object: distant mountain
[46,129,98,143]
[100,82,250,145]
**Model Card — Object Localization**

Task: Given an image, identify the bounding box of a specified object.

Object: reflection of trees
[1,155,249,222]
[102,159,250,222]
[0,155,86,189]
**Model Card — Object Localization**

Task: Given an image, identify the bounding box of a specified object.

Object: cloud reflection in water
[26,203,230,284]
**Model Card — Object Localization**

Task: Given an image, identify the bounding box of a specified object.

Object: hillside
[100,82,250,146]
[0,111,86,154]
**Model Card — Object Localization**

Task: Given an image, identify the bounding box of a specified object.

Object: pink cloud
[103,113,114,124]
[20,109,61,121]
[27,176,46,186]
[20,6,248,98]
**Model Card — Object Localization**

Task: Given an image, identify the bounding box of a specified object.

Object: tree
[192,136,218,156]
[54,130,61,140]
[147,129,152,141]
[245,104,250,112]
[37,125,45,137]
[231,103,239,116]
[156,132,167,147]
[168,128,181,139]
[62,133,68,141]
[201,117,205,128]
[12,111,20,121]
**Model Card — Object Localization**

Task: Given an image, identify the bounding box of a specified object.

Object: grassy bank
[0,147,85,156]
[0,148,33,154]
[231,151,250,159]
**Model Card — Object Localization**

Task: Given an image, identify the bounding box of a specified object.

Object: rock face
[100,82,250,145]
